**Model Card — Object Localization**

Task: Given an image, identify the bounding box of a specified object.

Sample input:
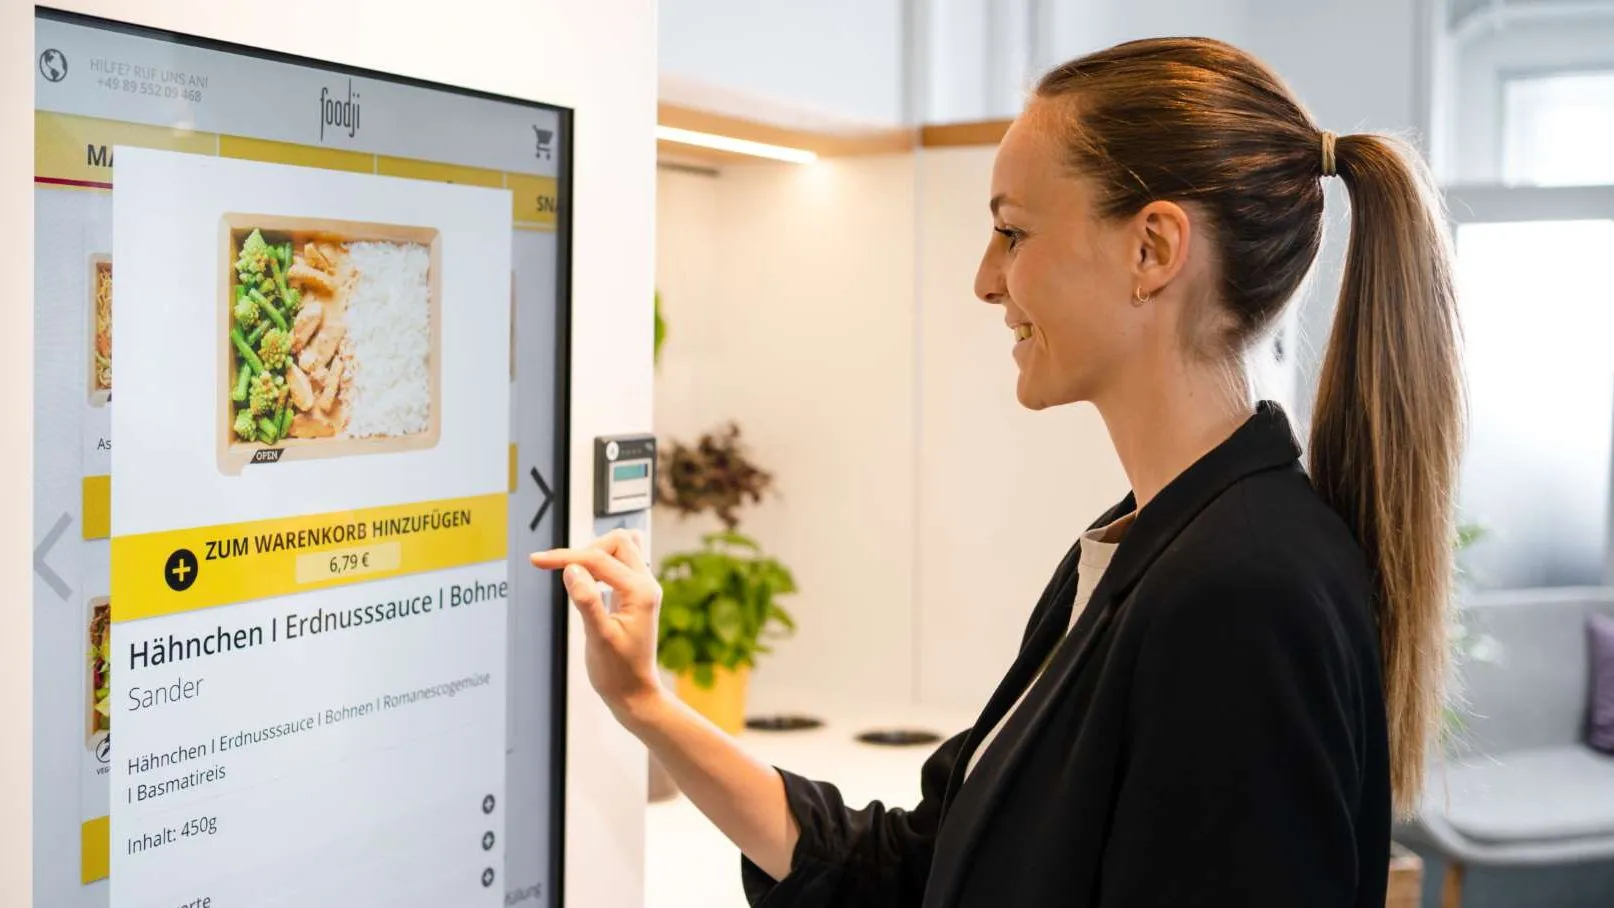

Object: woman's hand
[535,531,801,882]
[530,529,664,717]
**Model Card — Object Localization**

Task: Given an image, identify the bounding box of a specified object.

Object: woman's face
[974,110,1153,411]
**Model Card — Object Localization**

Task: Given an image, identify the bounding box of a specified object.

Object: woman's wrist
[612,684,676,737]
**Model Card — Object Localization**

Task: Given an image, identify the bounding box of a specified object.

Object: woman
[533,36,1461,907]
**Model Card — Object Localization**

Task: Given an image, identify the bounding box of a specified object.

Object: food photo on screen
[86,597,110,748]
[220,215,441,472]
[89,254,111,406]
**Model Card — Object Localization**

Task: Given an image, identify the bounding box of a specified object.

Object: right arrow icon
[528,467,553,532]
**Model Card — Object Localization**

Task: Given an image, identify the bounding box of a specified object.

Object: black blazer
[741,402,1391,907]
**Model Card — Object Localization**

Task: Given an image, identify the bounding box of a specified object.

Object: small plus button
[164,549,199,592]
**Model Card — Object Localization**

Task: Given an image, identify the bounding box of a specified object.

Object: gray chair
[1395,588,1614,907]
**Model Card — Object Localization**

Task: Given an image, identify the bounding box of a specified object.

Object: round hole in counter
[855,728,942,747]
[745,714,825,732]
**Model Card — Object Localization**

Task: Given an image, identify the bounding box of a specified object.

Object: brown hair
[1036,37,1463,816]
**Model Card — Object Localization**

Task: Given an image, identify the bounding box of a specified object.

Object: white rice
[343,241,431,438]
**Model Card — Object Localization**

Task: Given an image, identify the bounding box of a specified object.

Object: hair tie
[1320,131,1338,178]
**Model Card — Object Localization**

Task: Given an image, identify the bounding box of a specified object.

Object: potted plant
[654,423,797,733]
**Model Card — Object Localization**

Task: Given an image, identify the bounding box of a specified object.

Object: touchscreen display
[32,10,568,907]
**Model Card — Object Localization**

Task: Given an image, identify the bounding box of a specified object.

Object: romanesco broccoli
[258,328,292,372]
[248,371,286,417]
[235,229,274,279]
[233,408,257,441]
[233,295,260,328]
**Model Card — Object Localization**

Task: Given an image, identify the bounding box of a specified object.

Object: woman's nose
[975,247,1005,304]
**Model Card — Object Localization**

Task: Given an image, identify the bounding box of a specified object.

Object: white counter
[643,700,976,908]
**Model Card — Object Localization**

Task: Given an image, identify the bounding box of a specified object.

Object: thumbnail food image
[89,256,111,404]
[221,216,440,468]
[86,598,110,745]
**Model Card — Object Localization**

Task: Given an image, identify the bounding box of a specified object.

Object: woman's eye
[995,227,1022,249]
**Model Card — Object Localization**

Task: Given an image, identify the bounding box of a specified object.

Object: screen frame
[34,7,575,903]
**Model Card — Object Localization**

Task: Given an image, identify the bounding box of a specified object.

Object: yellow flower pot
[676,664,751,735]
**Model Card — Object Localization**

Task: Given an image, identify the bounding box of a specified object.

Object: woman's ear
[1132,200,1192,298]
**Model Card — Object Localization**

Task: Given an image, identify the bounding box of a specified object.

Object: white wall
[653,156,920,712]
[1045,0,1250,62]
[659,0,907,128]
[3,3,658,906]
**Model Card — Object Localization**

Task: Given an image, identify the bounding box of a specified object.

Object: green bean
[258,417,280,445]
[279,405,295,436]
[231,326,264,373]
[262,298,288,332]
[247,321,269,346]
[269,256,293,309]
[231,363,252,402]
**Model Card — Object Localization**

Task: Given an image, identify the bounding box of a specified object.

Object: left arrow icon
[34,512,73,600]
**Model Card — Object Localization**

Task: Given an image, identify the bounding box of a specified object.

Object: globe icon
[40,49,68,83]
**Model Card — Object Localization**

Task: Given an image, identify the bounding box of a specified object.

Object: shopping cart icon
[533,126,553,160]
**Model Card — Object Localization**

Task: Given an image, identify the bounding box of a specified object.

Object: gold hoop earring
[1133,287,1152,306]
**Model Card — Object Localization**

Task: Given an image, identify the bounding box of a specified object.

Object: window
[1502,70,1614,186]
[1452,216,1614,590]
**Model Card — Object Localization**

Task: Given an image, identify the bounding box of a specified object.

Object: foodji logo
[319,79,361,141]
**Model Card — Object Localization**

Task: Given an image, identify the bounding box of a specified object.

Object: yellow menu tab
[378,155,504,188]
[505,173,560,229]
[35,111,215,187]
[219,135,375,174]
[110,494,507,622]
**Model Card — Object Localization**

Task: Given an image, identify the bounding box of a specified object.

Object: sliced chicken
[297,323,346,374]
[316,359,345,413]
[302,242,333,273]
[291,300,324,353]
[287,261,337,295]
[286,363,315,411]
[288,412,337,439]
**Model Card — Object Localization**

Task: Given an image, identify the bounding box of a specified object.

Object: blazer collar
[921,401,1304,908]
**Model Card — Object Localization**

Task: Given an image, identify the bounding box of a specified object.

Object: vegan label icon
[164,548,199,592]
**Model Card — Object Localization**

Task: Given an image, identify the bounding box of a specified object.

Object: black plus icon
[164,549,199,592]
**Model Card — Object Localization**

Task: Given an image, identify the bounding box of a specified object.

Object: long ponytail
[1308,133,1464,817]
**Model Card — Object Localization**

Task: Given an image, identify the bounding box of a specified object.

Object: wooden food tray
[87,254,111,407]
[216,214,441,475]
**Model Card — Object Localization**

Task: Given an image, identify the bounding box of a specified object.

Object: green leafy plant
[657,531,798,689]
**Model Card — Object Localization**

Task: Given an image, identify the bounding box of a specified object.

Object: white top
[962,512,1133,779]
